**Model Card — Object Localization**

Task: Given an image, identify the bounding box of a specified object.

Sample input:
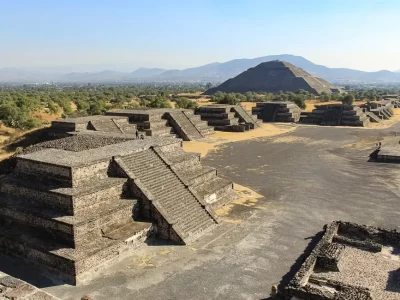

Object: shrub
[342,94,355,106]
[174,97,198,109]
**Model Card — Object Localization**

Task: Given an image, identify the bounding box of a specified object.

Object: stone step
[167,111,203,141]
[89,119,122,133]
[119,149,216,244]
[1,177,128,215]
[175,165,217,186]
[0,221,146,285]
[192,177,234,204]
[0,196,138,247]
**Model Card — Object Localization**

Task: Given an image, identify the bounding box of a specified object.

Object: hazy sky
[1,0,400,71]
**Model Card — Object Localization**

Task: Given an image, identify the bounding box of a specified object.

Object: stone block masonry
[0,136,236,285]
[0,271,60,300]
[196,104,260,132]
[282,221,400,300]
[251,102,302,122]
[105,108,214,141]
[300,104,370,127]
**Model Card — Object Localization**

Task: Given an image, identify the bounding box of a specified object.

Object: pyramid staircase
[115,148,218,244]
[232,105,261,129]
[196,105,259,131]
[166,111,204,140]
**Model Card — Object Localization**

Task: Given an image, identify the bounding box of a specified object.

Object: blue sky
[1,0,399,71]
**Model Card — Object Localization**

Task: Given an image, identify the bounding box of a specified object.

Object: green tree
[175,97,198,109]
[342,94,355,106]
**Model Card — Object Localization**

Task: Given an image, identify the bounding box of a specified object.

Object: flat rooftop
[19,137,180,167]
[53,115,127,124]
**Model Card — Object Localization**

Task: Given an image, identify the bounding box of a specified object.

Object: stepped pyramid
[204,61,339,95]
[300,104,370,126]
[196,104,261,131]
[0,136,235,284]
[106,109,214,140]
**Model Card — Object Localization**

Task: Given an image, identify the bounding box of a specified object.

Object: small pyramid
[204,60,338,95]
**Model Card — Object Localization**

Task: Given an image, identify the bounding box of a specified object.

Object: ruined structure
[51,115,137,138]
[195,105,260,132]
[0,136,236,285]
[361,101,395,123]
[0,272,60,299]
[105,109,213,140]
[371,138,400,163]
[283,221,400,300]
[251,102,302,122]
[204,61,340,95]
[50,109,214,141]
[300,104,370,127]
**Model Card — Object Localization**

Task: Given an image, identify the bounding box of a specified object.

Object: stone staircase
[105,109,213,141]
[156,145,236,208]
[365,111,383,123]
[300,104,370,127]
[166,111,204,140]
[89,119,123,133]
[252,102,301,122]
[118,148,217,244]
[232,105,261,128]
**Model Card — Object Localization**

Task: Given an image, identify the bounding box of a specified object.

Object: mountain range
[1,54,400,84]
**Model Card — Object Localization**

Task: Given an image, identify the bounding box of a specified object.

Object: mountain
[130,68,166,78]
[156,54,400,83]
[204,61,338,95]
[1,55,400,83]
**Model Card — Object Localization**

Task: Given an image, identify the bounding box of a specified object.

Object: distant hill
[204,61,339,95]
[130,68,167,78]
[1,54,400,83]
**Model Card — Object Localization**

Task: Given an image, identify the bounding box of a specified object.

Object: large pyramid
[204,60,338,95]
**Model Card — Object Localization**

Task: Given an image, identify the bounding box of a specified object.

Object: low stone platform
[300,104,370,127]
[106,108,213,140]
[196,104,260,132]
[361,101,395,123]
[51,115,137,137]
[373,143,400,163]
[251,102,301,123]
[0,271,60,299]
[0,136,235,285]
[282,221,400,300]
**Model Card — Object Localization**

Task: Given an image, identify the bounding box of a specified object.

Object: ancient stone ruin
[371,138,400,163]
[251,102,302,122]
[106,108,213,140]
[51,115,137,138]
[361,101,395,123]
[50,109,214,141]
[282,221,400,300]
[300,104,370,127]
[0,272,60,300]
[195,104,261,132]
[204,61,340,95]
[0,135,236,285]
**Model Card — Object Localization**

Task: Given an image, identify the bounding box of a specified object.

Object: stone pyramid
[204,60,338,95]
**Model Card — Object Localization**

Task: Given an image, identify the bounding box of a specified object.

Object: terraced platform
[106,109,214,141]
[300,104,370,127]
[251,102,301,123]
[196,105,260,132]
[0,137,235,285]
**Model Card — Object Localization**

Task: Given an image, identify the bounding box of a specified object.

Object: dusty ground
[183,123,297,157]
[3,121,400,300]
